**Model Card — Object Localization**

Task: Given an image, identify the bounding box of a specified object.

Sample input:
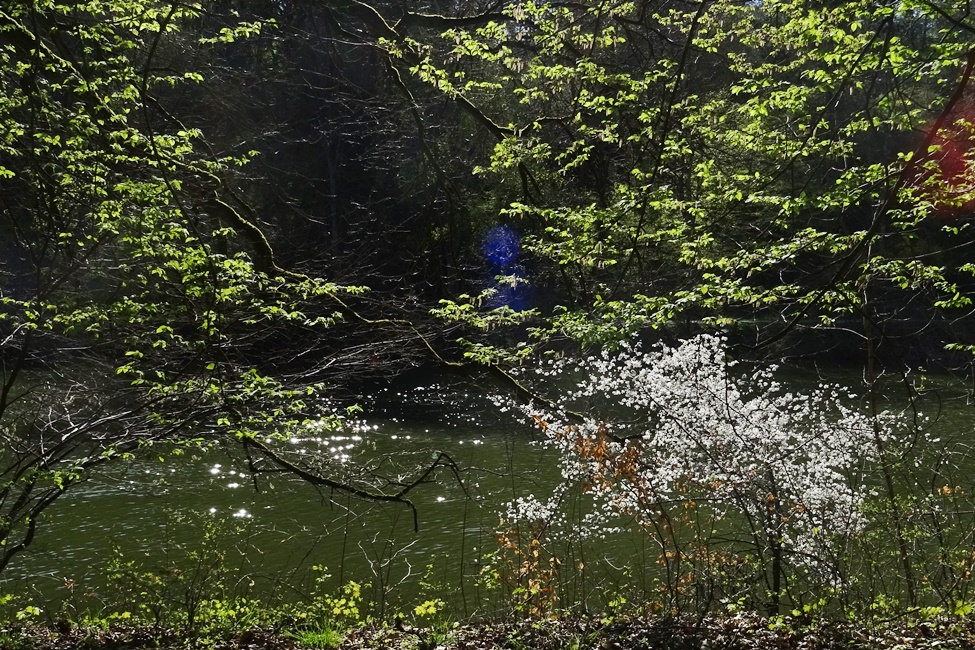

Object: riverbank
[6,613,975,650]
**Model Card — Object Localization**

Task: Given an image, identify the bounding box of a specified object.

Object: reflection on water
[7,369,971,615]
[2,376,572,613]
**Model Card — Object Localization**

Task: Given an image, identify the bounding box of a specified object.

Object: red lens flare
[915,97,975,218]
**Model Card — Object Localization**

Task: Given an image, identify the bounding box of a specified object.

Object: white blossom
[505,334,895,578]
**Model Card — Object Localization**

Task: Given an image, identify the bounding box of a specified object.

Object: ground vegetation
[2,612,975,650]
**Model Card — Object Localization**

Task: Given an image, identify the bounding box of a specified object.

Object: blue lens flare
[482,225,532,312]
[483,225,520,266]
[489,272,532,312]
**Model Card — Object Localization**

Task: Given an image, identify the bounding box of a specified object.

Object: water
[1,376,585,615]
[5,367,975,616]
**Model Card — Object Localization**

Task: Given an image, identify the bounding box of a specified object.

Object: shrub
[505,335,891,614]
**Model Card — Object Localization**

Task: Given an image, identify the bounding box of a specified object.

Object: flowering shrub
[506,334,891,612]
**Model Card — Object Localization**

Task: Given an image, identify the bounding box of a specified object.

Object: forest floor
[9,613,975,650]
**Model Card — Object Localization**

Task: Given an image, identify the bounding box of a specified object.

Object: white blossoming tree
[511,335,888,613]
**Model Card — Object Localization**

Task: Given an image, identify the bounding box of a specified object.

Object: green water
[5,369,975,615]
[2,377,606,614]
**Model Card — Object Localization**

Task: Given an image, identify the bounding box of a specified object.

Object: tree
[361,0,975,612]
[0,1,455,573]
[378,0,975,365]
[506,335,887,613]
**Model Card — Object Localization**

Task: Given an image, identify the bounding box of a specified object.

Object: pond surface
[4,367,975,616]
[2,375,600,615]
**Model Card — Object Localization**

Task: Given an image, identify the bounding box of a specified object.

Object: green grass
[286,621,346,649]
